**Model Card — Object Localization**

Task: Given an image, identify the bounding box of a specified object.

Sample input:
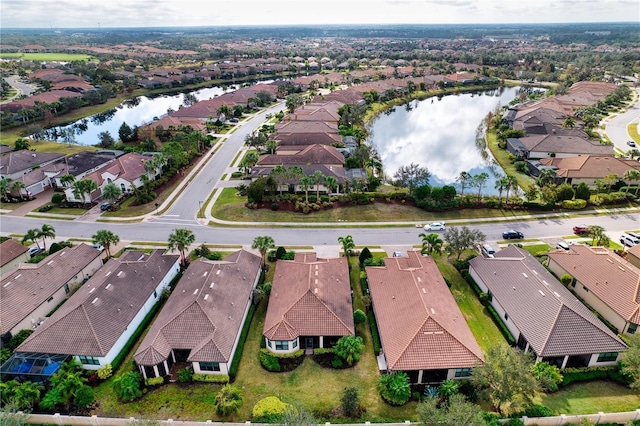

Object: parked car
[627,231,640,240]
[627,140,636,147]
[424,222,446,231]
[228,118,239,123]
[620,234,640,247]
[502,230,524,239]
[480,244,496,258]
[28,247,44,258]
[92,243,105,252]
[100,201,113,211]
[573,225,590,235]
[556,241,570,251]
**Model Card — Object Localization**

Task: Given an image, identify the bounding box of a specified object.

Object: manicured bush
[461,270,483,297]
[259,350,281,372]
[97,364,113,380]
[229,303,255,378]
[252,396,291,423]
[193,373,230,383]
[485,303,516,346]
[368,310,382,355]
[561,365,631,386]
[113,371,143,402]
[215,384,243,415]
[177,367,193,383]
[359,247,372,266]
[145,376,165,386]
[38,204,53,212]
[275,246,287,259]
[73,385,95,409]
[259,349,304,372]
[377,372,411,406]
[354,309,366,325]
[51,193,64,204]
[561,199,587,209]
[531,362,563,392]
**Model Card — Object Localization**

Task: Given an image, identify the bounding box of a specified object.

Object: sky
[2,0,639,28]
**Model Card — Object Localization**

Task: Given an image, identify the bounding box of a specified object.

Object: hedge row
[368,310,382,356]
[484,304,516,346]
[259,349,305,372]
[561,365,632,387]
[461,270,483,297]
[229,303,255,379]
[193,373,229,383]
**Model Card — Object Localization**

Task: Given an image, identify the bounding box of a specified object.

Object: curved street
[604,87,640,150]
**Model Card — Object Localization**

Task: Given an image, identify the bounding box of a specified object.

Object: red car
[573,225,590,235]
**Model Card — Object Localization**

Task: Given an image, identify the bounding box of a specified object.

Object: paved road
[3,75,38,101]
[604,87,640,151]
[1,210,638,247]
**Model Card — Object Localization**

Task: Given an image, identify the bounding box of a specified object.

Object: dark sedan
[503,230,524,239]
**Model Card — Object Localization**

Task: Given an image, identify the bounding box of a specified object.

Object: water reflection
[367,87,522,195]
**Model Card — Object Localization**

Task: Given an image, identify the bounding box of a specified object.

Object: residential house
[0,239,29,277]
[548,244,640,335]
[13,250,180,370]
[469,245,627,369]
[0,150,65,181]
[64,152,158,203]
[134,250,262,379]
[366,251,484,384]
[529,155,640,188]
[0,244,102,344]
[514,134,613,160]
[263,253,354,352]
[626,244,640,270]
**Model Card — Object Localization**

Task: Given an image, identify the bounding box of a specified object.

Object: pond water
[366,86,523,195]
[48,82,277,146]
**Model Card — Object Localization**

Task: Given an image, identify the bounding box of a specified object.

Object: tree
[299,175,313,202]
[311,170,325,200]
[359,247,372,266]
[0,178,9,202]
[21,228,41,249]
[334,335,364,366]
[12,381,43,410]
[92,229,120,257]
[341,387,360,417]
[324,175,338,194]
[214,385,243,416]
[118,122,134,143]
[338,235,355,257]
[531,362,563,392]
[285,93,304,113]
[376,372,411,406]
[623,169,640,194]
[471,172,489,201]
[37,224,55,251]
[72,385,95,409]
[97,131,115,148]
[419,232,443,256]
[353,309,366,325]
[59,174,76,188]
[13,138,30,151]
[113,371,143,402]
[574,182,591,201]
[472,345,539,415]
[167,228,196,267]
[456,171,471,196]
[603,173,619,193]
[252,235,275,270]
[72,179,98,206]
[563,116,576,128]
[417,393,487,426]
[10,180,25,198]
[536,169,557,188]
[620,333,640,390]
[504,175,519,202]
[588,225,610,247]
[444,226,485,260]
[102,182,122,204]
[393,163,431,195]
[495,176,509,203]
[265,139,278,154]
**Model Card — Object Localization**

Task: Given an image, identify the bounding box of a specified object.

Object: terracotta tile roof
[275,132,342,146]
[539,155,640,179]
[1,244,101,335]
[519,134,613,156]
[84,152,149,186]
[263,253,354,341]
[469,246,627,357]
[257,144,344,167]
[17,250,179,357]
[548,245,640,323]
[0,239,28,268]
[134,250,261,366]
[366,251,484,371]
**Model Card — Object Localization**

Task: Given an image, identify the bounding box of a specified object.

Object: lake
[366,86,523,195]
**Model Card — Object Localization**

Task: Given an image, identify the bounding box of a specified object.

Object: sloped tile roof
[539,156,640,180]
[548,245,640,323]
[263,253,354,341]
[0,150,64,176]
[469,246,627,357]
[17,250,179,357]
[134,250,261,366]
[1,243,101,335]
[366,251,484,371]
[256,144,344,166]
[0,239,28,268]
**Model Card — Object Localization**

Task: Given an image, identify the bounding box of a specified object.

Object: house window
[266,339,272,348]
[454,368,472,378]
[597,352,618,362]
[199,362,220,372]
[120,183,126,191]
[628,323,638,334]
[47,296,54,303]
[275,341,289,350]
[154,290,158,299]
[582,285,589,292]
[504,312,509,321]
[64,284,70,294]
[292,339,298,349]
[487,291,493,302]
[78,355,100,365]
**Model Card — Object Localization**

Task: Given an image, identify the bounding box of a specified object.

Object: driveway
[604,87,640,151]
[2,75,38,103]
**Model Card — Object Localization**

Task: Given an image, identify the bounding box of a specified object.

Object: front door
[305,337,314,349]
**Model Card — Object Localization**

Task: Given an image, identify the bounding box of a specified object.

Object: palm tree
[37,224,55,251]
[628,149,640,160]
[21,228,41,250]
[365,157,383,178]
[14,380,43,410]
[324,175,338,195]
[269,165,288,195]
[563,116,576,128]
[472,172,489,201]
[265,139,278,155]
[623,169,640,194]
[92,229,120,258]
[311,170,325,200]
[59,174,75,188]
[300,175,313,203]
[0,178,9,202]
[167,228,196,267]
[504,175,519,202]
[603,173,619,193]
[338,235,355,257]
[10,180,25,198]
[252,235,275,270]
[72,179,97,206]
[419,232,443,256]
[588,225,610,247]
[494,176,509,203]
[101,182,122,204]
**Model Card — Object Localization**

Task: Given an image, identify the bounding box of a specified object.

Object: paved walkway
[6,188,55,216]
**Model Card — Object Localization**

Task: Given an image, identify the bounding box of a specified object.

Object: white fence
[20,411,640,426]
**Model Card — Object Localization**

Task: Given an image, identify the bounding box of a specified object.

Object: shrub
[229,303,255,378]
[193,373,230,383]
[259,349,304,372]
[560,274,573,287]
[341,387,360,417]
[520,403,554,417]
[263,282,272,295]
[113,371,143,402]
[252,396,291,423]
[259,350,281,372]
[270,202,279,211]
[38,204,53,212]
[377,372,411,406]
[205,252,223,261]
[485,303,516,345]
[353,309,366,325]
[561,199,587,209]
[73,385,95,409]
[215,384,243,415]
[177,367,193,383]
[275,246,287,260]
[145,376,165,386]
[561,365,630,386]
[531,362,563,392]
[334,335,364,366]
[7,329,33,351]
[331,358,344,368]
[368,310,382,355]
[51,193,64,204]
[97,364,113,380]
[359,247,372,266]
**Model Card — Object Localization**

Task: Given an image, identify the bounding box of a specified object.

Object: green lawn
[538,380,640,414]
[0,52,95,61]
[434,256,505,353]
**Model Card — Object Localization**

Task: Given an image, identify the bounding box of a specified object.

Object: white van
[556,241,570,251]
[481,244,496,258]
[620,234,640,247]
